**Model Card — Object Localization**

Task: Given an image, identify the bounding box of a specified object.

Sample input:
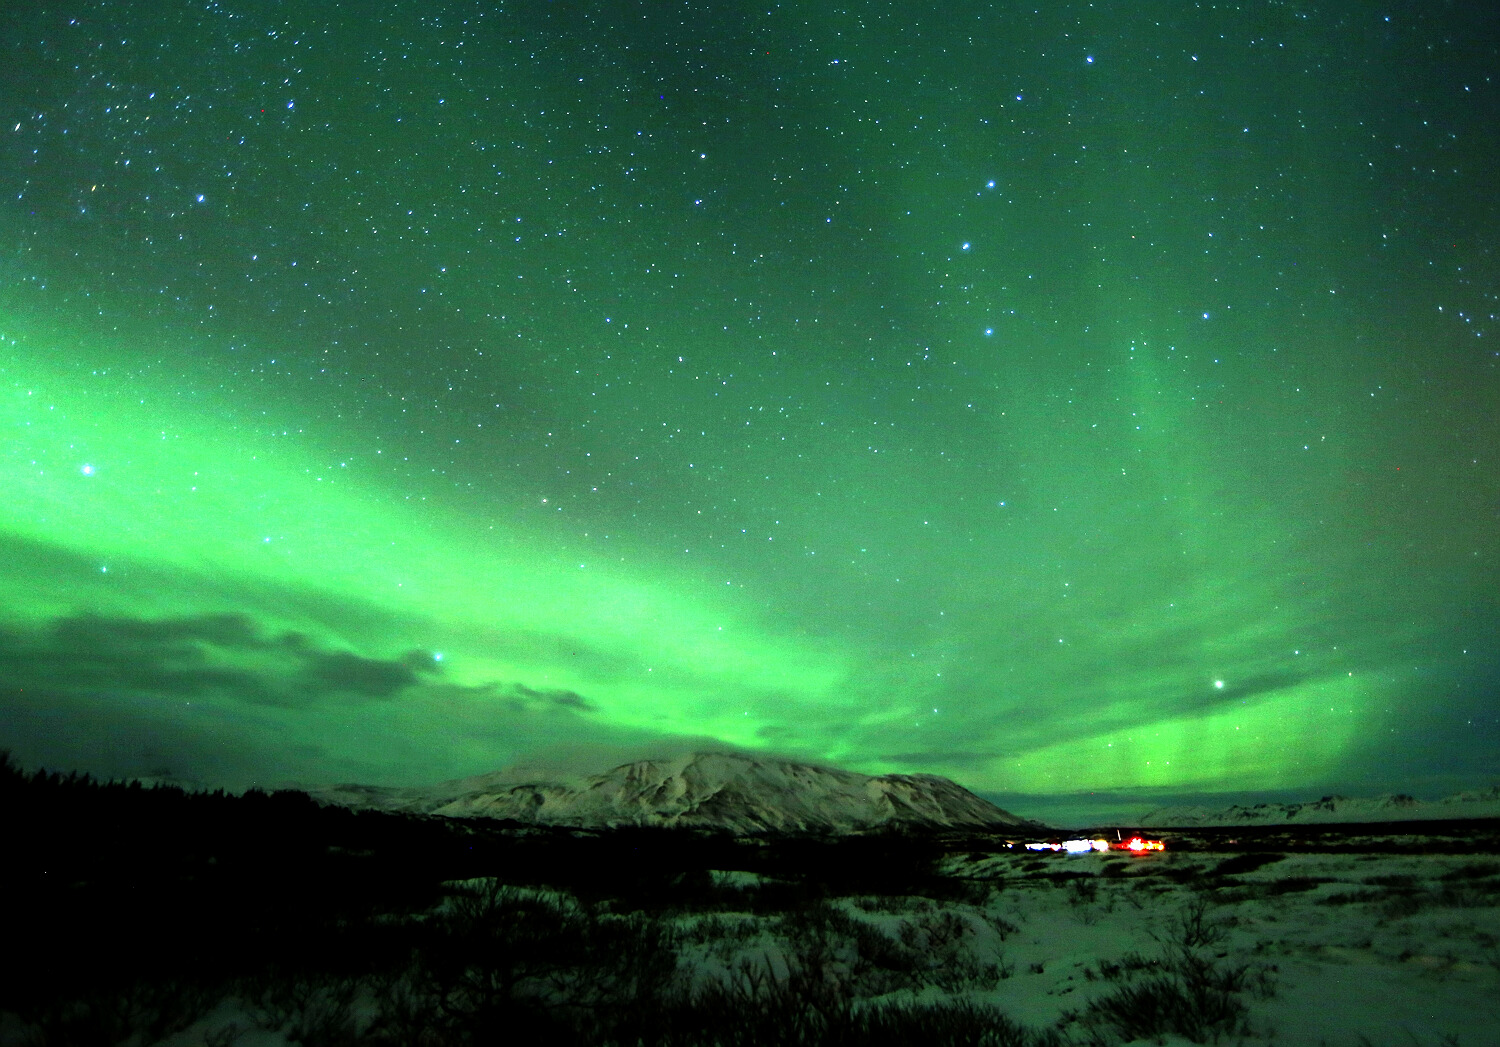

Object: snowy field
[6,759,1499,1047]
[659,847,1500,1046]
[11,843,1491,1047]
[939,847,1500,1045]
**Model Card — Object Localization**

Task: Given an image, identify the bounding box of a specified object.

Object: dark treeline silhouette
[10,752,1478,1046]
[0,752,1045,1046]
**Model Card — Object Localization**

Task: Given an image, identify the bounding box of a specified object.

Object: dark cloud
[0,607,632,790]
[50,611,265,651]
[1206,672,1310,704]
[0,534,628,711]
[0,533,407,642]
[0,611,439,708]
[302,647,440,698]
[512,684,596,711]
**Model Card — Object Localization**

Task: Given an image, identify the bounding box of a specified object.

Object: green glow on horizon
[0,327,1415,790]
[0,333,846,702]
[1,1,1494,801]
[993,673,1385,793]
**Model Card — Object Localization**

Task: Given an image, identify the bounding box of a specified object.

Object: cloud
[0,535,740,790]
[512,684,597,711]
[1206,671,1309,704]
[0,606,652,789]
[0,610,440,708]
[301,646,442,699]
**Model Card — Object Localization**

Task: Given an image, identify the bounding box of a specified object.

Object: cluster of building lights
[1024,836,1165,853]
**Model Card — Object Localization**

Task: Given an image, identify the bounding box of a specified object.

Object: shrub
[1436,884,1500,908]
[1263,877,1327,895]
[1321,889,1383,906]
[6,978,216,1047]
[1381,893,1425,919]
[1210,853,1286,878]
[1441,862,1500,881]
[986,912,1020,940]
[681,913,758,945]
[1158,896,1230,951]
[845,999,1062,1047]
[852,894,934,915]
[1066,948,1272,1045]
[1088,951,1164,982]
[245,973,361,1046]
[674,954,1053,1047]
[1067,877,1100,905]
[1069,968,1242,1044]
[357,878,682,1045]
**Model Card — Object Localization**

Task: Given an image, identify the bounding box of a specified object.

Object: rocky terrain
[312,751,1034,834]
[1141,786,1500,827]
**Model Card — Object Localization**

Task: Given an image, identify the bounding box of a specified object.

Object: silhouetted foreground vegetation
[1,754,1055,1045]
[11,754,1422,1046]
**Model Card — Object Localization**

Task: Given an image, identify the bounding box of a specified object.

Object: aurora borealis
[2,1,1496,820]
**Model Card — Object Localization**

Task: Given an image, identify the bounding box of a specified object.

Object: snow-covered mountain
[312,751,1034,834]
[1140,786,1500,827]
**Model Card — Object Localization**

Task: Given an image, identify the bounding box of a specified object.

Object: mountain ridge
[1140,786,1500,827]
[311,751,1036,834]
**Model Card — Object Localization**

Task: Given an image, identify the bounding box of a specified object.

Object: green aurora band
[1,1,1495,814]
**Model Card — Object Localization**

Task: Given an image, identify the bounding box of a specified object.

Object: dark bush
[1210,852,1286,877]
[1066,948,1270,1045]
[1441,862,1500,881]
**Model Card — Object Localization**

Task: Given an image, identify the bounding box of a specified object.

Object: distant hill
[1140,786,1500,827]
[312,751,1035,834]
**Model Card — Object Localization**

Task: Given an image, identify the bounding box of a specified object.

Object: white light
[1214,680,1225,689]
[80,463,94,475]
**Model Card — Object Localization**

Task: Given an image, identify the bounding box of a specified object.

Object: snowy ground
[938,848,1500,1045]
[5,842,1498,1046]
[669,848,1500,1046]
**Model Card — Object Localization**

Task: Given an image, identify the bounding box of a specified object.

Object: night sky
[2,1,1496,822]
